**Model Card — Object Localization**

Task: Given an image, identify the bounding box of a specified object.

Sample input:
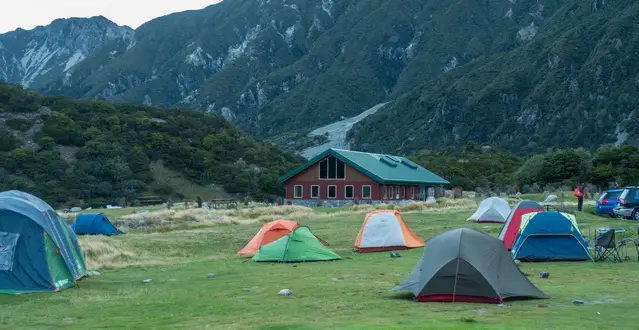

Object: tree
[0,128,19,151]
[39,136,56,150]
[589,146,639,186]
[42,112,78,145]
[540,149,591,184]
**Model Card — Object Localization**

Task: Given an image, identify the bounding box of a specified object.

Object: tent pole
[452,256,460,303]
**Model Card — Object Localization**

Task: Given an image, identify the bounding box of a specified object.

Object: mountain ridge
[1,0,637,156]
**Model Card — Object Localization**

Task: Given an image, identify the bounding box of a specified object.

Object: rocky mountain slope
[0,0,636,155]
[0,16,134,89]
[0,83,299,207]
[350,0,639,155]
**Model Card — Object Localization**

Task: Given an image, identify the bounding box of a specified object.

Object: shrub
[5,118,34,131]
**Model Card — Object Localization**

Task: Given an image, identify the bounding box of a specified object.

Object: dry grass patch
[59,212,77,224]
[79,236,163,269]
[347,198,477,213]
[113,206,317,231]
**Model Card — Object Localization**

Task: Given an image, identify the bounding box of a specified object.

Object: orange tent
[354,210,424,252]
[238,220,328,256]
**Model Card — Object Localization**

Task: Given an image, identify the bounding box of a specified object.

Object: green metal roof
[279,148,449,185]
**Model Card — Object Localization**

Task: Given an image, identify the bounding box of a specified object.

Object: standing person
[574,183,585,212]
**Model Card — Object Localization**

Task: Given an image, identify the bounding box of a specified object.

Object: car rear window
[605,191,621,199]
[620,189,630,200]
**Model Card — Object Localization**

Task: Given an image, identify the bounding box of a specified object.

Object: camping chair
[619,228,639,262]
[595,229,623,262]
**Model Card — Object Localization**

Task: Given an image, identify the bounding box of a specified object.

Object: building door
[419,186,426,201]
[427,187,435,201]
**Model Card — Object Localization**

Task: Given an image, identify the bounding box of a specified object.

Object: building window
[401,187,406,200]
[395,186,400,199]
[294,185,303,199]
[411,187,415,200]
[328,185,337,199]
[319,156,345,180]
[389,186,394,200]
[362,185,371,199]
[345,185,354,199]
[382,185,387,199]
[311,185,320,199]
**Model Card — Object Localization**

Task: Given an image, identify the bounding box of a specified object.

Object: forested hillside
[0,83,299,207]
[410,143,639,193]
[351,0,639,154]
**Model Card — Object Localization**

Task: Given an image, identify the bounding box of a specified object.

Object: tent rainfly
[393,228,548,303]
[511,212,591,261]
[252,226,340,262]
[354,210,424,252]
[498,200,545,250]
[467,197,511,223]
[72,213,124,236]
[0,190,87,294]
[238,220,327,256]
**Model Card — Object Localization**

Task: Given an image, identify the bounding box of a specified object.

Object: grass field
[2,201,639,329]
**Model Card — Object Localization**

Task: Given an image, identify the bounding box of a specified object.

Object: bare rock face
[0,16,134,88]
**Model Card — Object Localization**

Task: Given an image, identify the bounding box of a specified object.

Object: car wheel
[609,213,616,218]
[633,209,639,221]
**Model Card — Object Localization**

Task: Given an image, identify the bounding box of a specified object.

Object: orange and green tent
[238,220,327,256]
[252,226,340,263]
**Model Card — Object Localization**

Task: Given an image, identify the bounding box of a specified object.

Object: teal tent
[0,190,87,294]
[73,213,123,236]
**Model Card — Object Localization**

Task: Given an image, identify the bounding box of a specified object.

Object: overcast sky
[0,0,223,33]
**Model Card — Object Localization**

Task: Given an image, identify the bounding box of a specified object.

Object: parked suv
[596,189,624,217]
[613,186,639,220]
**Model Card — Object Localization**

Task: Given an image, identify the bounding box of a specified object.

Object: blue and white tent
[511,212,591,261]
[73,213,123,236]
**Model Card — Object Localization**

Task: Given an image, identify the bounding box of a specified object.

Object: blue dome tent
[0,190,87,294]
[511,212,591,261]
[72,213,124,236]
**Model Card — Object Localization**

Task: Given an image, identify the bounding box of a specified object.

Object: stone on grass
[514,260,521,267]
[540,271,550,278]
[277,289,293,296]
[292,264,297,268]
[389,252,401,259]
[143,279,152,283]
[87,271,101,277]
[208,273,215,279]
[573,300,584,305]
[537,303,547,308]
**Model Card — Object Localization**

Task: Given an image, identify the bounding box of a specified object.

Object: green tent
[252,226,341,262]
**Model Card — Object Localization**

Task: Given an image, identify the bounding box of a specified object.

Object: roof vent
[380,156,399,167]
[401,158,419,169]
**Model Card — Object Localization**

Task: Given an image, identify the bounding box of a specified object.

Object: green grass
[2,207,639,329]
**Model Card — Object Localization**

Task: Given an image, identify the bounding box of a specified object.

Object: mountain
[349,0,639,155]
[0,0,637,156]
[0,16,134,89]
[0,83,299,207]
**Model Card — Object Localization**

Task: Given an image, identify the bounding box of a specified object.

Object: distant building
[279,148,449,206]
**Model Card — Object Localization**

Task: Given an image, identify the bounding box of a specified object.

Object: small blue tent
[72,214,123,236]
[0,190,87,294]
[511,212,591,261]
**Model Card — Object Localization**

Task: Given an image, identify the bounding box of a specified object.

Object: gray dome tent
[393,228,547,303]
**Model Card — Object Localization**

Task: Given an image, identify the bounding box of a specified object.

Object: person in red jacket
[575,183,585,211]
